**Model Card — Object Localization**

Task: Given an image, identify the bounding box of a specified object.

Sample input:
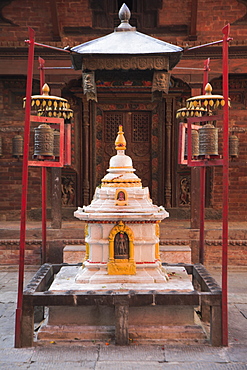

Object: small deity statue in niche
[114,232,129,259]
[117,191,125,201]
[115,189,128,206]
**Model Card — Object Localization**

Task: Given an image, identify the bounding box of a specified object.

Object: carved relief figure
[82,72,97,101]
[114,232,129,259]
[61,177,75,206]
[180,177,190,206]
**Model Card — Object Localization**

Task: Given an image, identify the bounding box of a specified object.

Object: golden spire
[205,83,213,95]
[42,83,50,96]
[115,125,126,151]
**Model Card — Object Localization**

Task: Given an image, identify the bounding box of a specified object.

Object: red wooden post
[199,58,210,264]
[199,166,206,264]
[222,23,230,347]
[15,27,35,348]
[38,57,47,263]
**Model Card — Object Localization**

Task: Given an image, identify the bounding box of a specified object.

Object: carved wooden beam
[49,0,61,41]
[189,0,198,41]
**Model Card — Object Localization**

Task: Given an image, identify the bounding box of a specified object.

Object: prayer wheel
[184,129,199,158]
[199,123,218,156]
[53,130,60,157]
[229,134,239,157]
[191,129,199,157]
[12,135,23,157]
[34,124,54,157]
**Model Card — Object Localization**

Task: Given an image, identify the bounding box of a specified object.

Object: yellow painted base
[107,259,136,275]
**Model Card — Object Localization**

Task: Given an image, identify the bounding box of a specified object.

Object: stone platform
[19,263,223,347]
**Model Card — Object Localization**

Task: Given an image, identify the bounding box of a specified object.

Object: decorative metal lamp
[12,135,24,158]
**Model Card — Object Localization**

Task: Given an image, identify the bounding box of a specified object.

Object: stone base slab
[37,323,207,344]
[49,265,193,291]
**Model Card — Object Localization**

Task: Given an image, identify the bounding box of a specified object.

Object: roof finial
[119,3,131,23]
[116,3,136,31]
[115,125,126,151]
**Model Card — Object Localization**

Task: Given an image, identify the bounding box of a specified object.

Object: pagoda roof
[70,3,183,71]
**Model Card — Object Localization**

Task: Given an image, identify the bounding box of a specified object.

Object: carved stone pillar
[82,96,90,205]
[164,97,173,208]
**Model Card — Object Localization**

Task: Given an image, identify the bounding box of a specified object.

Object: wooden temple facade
[1,0,247,224]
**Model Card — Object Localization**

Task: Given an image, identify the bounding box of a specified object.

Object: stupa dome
[109,152,133,171]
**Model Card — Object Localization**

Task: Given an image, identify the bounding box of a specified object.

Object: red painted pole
[38,57,47,263]
[199,58,210,264]
[15,27,35,348]
[222,23,230,347]
[199,166,206,264]
[41,166,47,263]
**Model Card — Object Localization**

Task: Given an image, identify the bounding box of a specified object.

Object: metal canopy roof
[70,3,183,71]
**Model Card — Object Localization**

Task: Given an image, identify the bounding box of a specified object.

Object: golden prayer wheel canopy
[176,106,209,119]
[199,123,219,156]
[229,134,239,158]
[186,83,230,110]
[12,135,23,157]
[23,83,74,121]
[34,123,54,157]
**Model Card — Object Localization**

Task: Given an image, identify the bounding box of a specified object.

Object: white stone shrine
[74,125,170,284]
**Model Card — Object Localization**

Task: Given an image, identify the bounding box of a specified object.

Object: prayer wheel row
[185,125,239,158]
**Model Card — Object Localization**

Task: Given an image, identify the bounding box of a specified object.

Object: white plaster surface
[49,266,194,292]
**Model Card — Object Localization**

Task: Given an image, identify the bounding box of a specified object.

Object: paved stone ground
[0,266,246,369]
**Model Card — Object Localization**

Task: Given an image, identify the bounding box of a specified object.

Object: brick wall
[0,77,42,221]
[1,0,247,46]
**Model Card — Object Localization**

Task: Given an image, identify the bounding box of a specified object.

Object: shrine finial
[116,3,136,31]
[115,125,126,151]
[119,3,131,23]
